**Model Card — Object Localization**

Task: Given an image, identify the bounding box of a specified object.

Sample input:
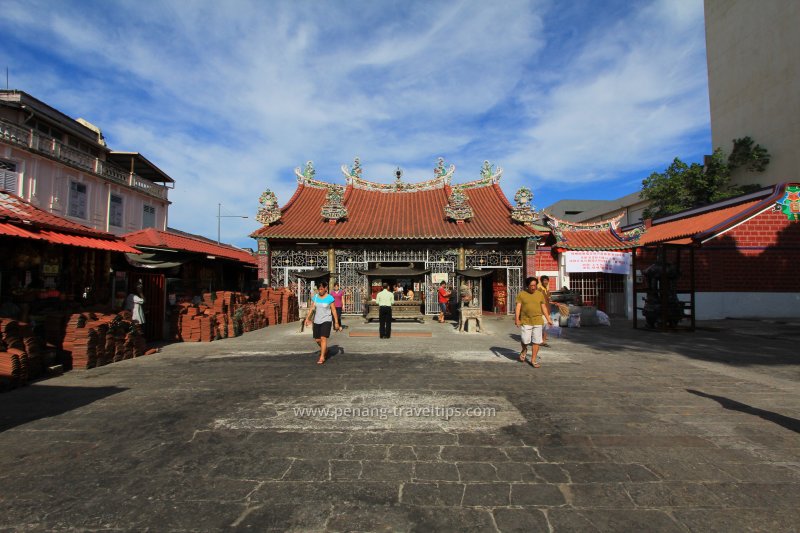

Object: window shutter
[0,169,18,193]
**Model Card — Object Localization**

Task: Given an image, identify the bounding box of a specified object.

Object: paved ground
[1,314,799,532]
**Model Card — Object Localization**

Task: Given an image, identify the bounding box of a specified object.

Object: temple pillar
[256,238,270,285]
[525,237,537,279]
[458,244,466,270]
[328,246,336,284]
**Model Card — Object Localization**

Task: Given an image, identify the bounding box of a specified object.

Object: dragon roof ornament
[294,161,333,189]
[460,160,503,189]
[341,157,454,192]
[544,211,644,243]
[255,189,281,226]
[444,186,474,223]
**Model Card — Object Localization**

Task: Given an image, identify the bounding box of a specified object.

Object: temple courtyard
[1,316,799,532]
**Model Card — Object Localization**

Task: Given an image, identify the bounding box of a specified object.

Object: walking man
[376,282,394,338]
[515,276,553,368]
[304,281,341,365]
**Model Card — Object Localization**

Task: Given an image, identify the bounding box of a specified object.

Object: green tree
[641,137,769,219]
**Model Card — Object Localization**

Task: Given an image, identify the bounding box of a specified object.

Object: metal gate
[337,260,368,314]
[424,260,455,315]
[274,266,315,310]
[506,267,522,314]
[568,272,625,314]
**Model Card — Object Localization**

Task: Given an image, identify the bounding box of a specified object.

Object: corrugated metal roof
[123,228,257,265]
[1,191,140,253]
[252,183,539,240]
[38,230,141,253]
[0,191,118,237]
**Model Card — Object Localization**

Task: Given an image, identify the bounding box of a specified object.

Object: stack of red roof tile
[0,318,51,390]
[174,305,217,342]
[171,290,282,342]
[0,350,22,390]
[260,288,298,324]
[62,312,147,369]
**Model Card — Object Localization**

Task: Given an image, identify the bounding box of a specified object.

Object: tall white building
[705,0,800,187]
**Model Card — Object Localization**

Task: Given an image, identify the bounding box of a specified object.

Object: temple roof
[545,182,796,250]
[252,161,544,241]
[545,212,642,251]
[639,183,791,245]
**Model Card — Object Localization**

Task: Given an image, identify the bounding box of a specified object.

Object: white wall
[1,143,168,234]
[695,292,800,320]
[705,0,800,187]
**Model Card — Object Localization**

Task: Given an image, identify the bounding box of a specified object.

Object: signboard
[431,272,449,284]
[565,251,631,274]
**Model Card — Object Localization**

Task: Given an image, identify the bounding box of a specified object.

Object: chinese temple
[251,159,547,315]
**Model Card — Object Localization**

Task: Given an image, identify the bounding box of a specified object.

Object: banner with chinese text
[564,251,631,274]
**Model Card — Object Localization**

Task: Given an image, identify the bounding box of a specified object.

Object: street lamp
[217,203,248,244]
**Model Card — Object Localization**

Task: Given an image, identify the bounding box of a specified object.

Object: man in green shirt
[515,276,553,368]
[375,282,394,338]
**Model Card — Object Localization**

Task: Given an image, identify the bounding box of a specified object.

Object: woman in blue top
[304,281,341,365]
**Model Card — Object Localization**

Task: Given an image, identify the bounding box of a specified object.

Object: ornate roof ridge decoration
[543,211,643,244]
[459,160,503,189]
[294,161,334,189]
[341,157,454,192]
[777,184,800,222]
[320,184,348,224]
[255,189,281,226]
[510,186,539,226]
[444,185,474,224]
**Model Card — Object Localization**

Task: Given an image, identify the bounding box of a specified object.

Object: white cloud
[0,0,709,245]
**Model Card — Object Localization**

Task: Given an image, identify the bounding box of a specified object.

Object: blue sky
[0,0,711,248]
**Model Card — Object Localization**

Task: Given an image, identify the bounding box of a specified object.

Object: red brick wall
[525,255,536,279]
[534,247,559,272]
[638,208,800,293]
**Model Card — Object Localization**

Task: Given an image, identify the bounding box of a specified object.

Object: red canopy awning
[38,230,141,253]
[0,222,43,240]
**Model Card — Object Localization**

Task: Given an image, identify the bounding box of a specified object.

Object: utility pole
[217,203,248,244]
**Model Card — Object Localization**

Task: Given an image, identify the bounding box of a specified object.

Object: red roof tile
[639,198,766,245]
[123,228,257,265]
[555,228,635,250]
[252,182,539,240]
[546,212,638,251]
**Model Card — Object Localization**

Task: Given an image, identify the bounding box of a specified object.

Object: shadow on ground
[490,347,520,361]
[0,385,127,432]
[688,388,800,434]
[561,318,800,369]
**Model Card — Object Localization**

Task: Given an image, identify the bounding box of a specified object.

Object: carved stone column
[256,238,270,285]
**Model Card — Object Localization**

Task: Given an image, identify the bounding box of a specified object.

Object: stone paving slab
[1,316,799,531]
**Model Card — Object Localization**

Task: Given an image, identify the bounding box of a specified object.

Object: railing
[0,119,168,200]
[96,159,130,184]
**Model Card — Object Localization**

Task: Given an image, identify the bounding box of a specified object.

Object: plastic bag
[568,314,581,328]
[596,310,611,326]
[545,323,562,338]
